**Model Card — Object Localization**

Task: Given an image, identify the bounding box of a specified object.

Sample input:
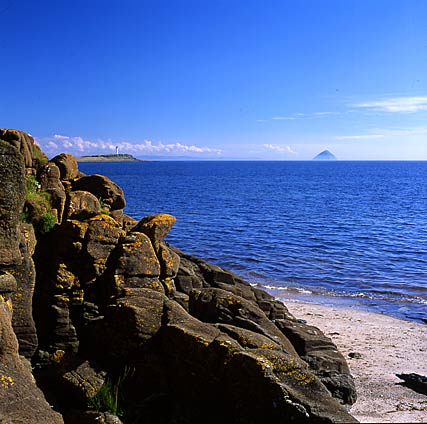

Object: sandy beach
[285,301,427,423]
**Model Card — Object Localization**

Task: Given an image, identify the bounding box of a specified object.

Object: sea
[78,161,427,324]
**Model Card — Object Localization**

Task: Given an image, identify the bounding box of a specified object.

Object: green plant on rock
[21,175,57,235]
[87,367,132,417]
[98,197,110,215]
[35,211,57,235]
[25,175,39,196]
[32,145,48,166]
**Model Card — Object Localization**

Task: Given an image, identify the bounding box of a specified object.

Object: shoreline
[284,300,427,423]
[262,286,427,324]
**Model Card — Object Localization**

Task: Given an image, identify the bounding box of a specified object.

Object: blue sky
[1,0,427,160]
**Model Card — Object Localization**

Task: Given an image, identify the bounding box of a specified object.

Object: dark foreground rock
[0,129,358,423]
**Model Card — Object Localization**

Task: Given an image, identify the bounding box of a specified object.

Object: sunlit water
[79,161,427,323]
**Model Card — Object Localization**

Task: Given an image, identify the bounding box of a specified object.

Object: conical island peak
[313,150,337,161]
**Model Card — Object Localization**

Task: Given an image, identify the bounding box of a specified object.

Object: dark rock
[0,301,64,423]
[92,288,166,360]
[10,225,39,358]
[110,210,138,231]
[216,323,283,350]
[64,410,123,424]
[0,128,36,168]
[0,273,17,293]
[61,360,106,405]
[83,215,123,279]
[46,302,80,353]
[189,287,299,356]
[132,213,176,247]
[396,373,427,395]
[51,153,79,181]
[113,232,160,278]
[48,187,67,224]
[38,162,64,191]
[0,140,26,266]
[153,299,357,423]
[72,174,125,211]
[348,352,362,359]
[65,191,102,220]
[274,318,357,404]
[157,242,180,280]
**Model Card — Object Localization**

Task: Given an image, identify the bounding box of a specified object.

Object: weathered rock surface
[0,301,63,423]
[0,129,358,423]
[0,139,26,266]
[72,174,125,211]
[51,153,79,181]
[10,224,39,357]
[0,128,36,168]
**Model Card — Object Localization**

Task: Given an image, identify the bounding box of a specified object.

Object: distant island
[313,150,337,161]
[77,153,144,162]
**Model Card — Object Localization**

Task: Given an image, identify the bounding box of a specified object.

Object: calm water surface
[79,161,427,323]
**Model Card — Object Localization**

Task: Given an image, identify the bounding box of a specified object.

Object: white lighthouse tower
[115,146,119,155]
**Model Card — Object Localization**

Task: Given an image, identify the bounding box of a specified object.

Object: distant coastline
[77,153,146,162]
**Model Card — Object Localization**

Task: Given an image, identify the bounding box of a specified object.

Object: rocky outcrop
[0,128,358,423]
[0,139,26,267]
[0,290,63,423]
[72,174,126,211]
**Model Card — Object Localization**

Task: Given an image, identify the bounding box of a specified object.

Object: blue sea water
[78,161,427,324]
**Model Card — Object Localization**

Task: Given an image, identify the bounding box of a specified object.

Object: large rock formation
[0,129,358,423]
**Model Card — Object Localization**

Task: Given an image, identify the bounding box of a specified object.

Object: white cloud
[47,141,58,149]
[38,134,221,156]
[335,134,384,140]
[375,126,427,136]
[263,144,296,154]
[117,140,222,155]
[336,126,427,141]
[271,116,296,120]
[53,134,70,140]
[353,96,427,113]
[314,111,334,117]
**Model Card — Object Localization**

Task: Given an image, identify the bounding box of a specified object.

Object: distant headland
[77,153,145,162]
[313,150,337,161]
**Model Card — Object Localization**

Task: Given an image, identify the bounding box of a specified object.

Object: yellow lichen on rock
[0,375,15,388]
